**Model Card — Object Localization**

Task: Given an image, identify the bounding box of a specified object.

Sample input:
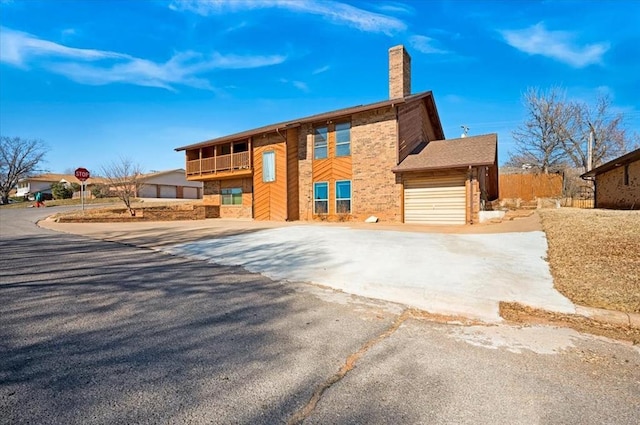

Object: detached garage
[136,169,202,200]
[393,134,499,225]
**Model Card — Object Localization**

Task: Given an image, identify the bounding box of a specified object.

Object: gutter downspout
[469,165,474,225]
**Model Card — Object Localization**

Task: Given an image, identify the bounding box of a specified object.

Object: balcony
[186,151,252,179]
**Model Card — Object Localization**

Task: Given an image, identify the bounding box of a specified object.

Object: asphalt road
[1,207,639,424]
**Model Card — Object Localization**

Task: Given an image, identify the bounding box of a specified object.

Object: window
[314,126,328,159]
[335,122,351,157]
[335,180,351,214]
[624,164,629,185]
[263,151,276,182]
[314,182,328,214]
[221,188,242,205]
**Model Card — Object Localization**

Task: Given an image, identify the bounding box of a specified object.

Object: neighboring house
[175,45,498,224]
[15,173,104,199]
[581,148,640,210]
[136,169,202,199]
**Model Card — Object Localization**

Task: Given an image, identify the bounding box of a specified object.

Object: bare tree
[509,87,632,172]
[560,94,629,169]
[509,87,571,173]
[0,136,48,204]
[100,157,145,216]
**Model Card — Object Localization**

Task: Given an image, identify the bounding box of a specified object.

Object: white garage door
[404,174,467,225]
[183,187,199,199]
[138,185,157,198]
[159,185,177,198]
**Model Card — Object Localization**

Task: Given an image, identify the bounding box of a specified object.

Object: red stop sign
[75,167,90,181]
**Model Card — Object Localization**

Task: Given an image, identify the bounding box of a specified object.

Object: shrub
[51,182,74,199]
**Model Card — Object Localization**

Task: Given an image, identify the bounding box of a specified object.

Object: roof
[175,91,442,151]
[581,148,640,178]
[19,173,108,185]
[139,168,185,179]
[392,133,498,173]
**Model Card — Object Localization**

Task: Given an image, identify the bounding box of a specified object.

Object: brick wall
[351,107,402,222]
[298,123,314,220]
[596,160,640,209]
[203,178,253,218]
[389,45,411,99]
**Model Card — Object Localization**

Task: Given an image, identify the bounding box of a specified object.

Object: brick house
[581,148,640,209]
[175,45,499,224]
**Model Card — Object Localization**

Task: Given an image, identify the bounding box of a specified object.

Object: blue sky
[1,0,639,174]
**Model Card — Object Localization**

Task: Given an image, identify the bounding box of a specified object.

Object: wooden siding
[286,128,300,220]
[312,123,353,217]
[397,99,440,163]
[253,134,288,220]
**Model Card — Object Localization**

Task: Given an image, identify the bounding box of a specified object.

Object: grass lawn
[539,208,640,314]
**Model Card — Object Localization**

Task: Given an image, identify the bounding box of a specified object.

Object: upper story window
[314,126,328,159]
[335,122,351,157]
[263,151,276,183]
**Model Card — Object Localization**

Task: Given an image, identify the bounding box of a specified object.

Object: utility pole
[587,122,595,172]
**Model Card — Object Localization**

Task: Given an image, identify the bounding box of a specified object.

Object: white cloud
[0,27,128,67]
[170,0,406,35]
[0,27,286,90]
[279,77,309,92]
[312,64,330,74]
[408,34,448,54]
[500,23,609,68]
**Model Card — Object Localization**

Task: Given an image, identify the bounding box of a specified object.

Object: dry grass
[539,208,640,314]
[500,302,640,344]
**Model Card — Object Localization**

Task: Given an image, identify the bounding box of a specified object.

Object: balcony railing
[186,151,251,176]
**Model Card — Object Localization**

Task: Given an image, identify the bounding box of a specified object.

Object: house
[17,169,202,201]
[136,169,202,199]
[15,173,105,199]
[581,148,640,209]
[175,45,499,224]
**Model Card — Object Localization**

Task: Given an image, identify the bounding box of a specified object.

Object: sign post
[74,167,90,212]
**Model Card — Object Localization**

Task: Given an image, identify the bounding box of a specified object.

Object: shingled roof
[392,133,497,172]
[580,148,640,178]
[175,91,443,151]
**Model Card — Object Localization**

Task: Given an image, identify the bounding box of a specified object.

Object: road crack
[287,309,412,425]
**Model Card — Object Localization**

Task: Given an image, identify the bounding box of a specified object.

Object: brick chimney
[389,45,411,99]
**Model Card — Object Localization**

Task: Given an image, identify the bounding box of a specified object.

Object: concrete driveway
[42,215,575,322]
[163,225,575,322]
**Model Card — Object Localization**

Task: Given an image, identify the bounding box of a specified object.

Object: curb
[575,305,640,329]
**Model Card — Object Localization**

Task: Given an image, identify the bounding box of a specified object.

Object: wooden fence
[499,173,563,201]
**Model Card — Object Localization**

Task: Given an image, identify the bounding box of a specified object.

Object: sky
[1,0,639,175]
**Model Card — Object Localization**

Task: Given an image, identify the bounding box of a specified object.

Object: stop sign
[75,167,90,181]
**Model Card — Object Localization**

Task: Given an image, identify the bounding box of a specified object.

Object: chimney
[389,45,411,99]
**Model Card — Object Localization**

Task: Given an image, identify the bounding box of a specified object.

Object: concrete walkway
[41,215,575,322]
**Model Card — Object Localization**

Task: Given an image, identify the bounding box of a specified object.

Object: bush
[91,184,110,198]
[51,182,74,199]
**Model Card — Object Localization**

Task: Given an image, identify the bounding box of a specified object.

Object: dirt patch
[500,302,639,344]
[539,208,640,314]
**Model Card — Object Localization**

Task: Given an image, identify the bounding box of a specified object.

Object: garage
[404,174,466,225]
[183,186,199,199]
[159,185,177,198]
